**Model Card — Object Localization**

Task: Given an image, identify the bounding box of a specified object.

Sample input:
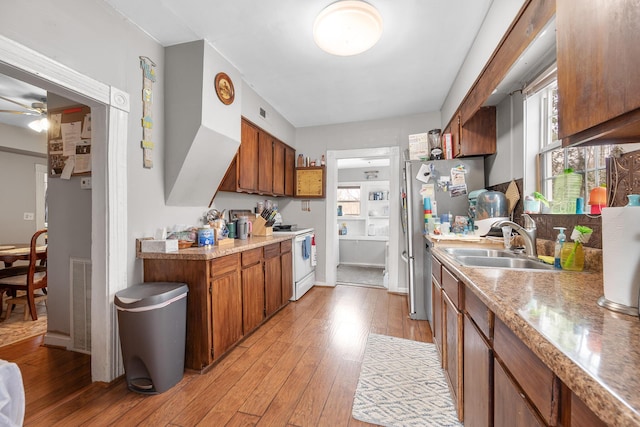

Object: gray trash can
[115,282,188,394]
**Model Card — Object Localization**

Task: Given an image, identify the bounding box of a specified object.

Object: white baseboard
[43,332,72,349]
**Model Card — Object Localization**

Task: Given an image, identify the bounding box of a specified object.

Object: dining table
[0,244,47,268]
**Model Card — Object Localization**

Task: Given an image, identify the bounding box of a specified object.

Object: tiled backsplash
[607,148,640,207]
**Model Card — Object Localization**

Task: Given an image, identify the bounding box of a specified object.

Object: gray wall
[0,150,46,243]
[485,91,524,186]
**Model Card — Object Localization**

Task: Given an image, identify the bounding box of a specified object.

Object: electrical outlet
[24,212,34,221]
[80,177,92,189]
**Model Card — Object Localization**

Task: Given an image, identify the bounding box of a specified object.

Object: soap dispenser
[553,227,566,269]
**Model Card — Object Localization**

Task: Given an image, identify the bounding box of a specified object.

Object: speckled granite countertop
[431,239,640,427]
[136,235,293,260]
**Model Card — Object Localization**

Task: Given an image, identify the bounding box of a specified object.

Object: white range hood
[164,40,241,206]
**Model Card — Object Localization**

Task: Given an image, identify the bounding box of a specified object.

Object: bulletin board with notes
[47,105,92,178]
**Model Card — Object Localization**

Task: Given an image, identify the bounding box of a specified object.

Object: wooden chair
[0,229,47,321]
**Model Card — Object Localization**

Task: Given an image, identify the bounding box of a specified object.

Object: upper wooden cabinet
[218,118,296,197]
[446,107,496,158]
[557,0,640,146]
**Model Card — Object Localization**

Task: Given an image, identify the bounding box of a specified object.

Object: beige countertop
[136,234,293,260]
[430,237,640,427]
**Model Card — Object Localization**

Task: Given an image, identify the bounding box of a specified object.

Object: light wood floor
[1,284,432,426]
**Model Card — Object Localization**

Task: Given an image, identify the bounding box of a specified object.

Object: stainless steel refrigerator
[401,157,485,321]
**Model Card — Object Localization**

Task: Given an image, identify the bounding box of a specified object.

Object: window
[337,185,361,216]
[533,76,612,208]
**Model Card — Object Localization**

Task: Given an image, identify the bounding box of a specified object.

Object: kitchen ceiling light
[28,117,48,133]
[313,1,383,56]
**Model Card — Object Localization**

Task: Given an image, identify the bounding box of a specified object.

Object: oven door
[294,233,314,282]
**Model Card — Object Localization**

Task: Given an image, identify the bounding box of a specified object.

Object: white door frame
[35,163,47,231]
[325,146,400,292]
[0,35,129,382]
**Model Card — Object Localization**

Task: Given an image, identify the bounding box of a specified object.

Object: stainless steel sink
[454,255,556,270]
[444,248,519,258]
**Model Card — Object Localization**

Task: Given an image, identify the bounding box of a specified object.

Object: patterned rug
[352,334,461,427]
[0,298,47,347]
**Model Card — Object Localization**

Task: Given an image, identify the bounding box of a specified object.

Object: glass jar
[626,194,640,207]
[561,241,584,271]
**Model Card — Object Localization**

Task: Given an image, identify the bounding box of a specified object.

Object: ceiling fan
[0,94,47,117]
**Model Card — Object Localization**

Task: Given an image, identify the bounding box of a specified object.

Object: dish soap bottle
[553,227,566,269]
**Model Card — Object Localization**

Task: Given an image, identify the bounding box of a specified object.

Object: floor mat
[0,298,47,347]
[352,333,461,427]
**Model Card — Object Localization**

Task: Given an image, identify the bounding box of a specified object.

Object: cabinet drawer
[264,243,280,259]
[465,287,492,340]
[281,239,292,253]
[211,253,240,278]
[494,317,558,426]
[431,255,442,284]
[442,266,461,309]
[242,247,262,267]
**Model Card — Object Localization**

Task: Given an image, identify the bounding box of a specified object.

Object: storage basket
[552,172,582,214]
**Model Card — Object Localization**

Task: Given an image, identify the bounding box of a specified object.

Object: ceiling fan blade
[0,95,41,113]
[0,109,42,116]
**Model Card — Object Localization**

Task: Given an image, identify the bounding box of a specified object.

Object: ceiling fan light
[28,117,48,133]
[313,1,383,56]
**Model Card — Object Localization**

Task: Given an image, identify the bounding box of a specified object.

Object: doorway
[0,36,129,382]
[325,147,401,292]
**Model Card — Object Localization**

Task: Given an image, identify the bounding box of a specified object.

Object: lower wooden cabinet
[463,315,492,427]
[494,358,545,427]
[211,254,243,358]
[264,243,282,317]
[431,278,443,355]
[142,240,292,371]
[281,240,293,303]
[443,290,463,421]
[569,390,607,427]
[241,248,265,334]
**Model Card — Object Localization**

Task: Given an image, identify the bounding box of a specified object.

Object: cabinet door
[258,131,274,194]
[459,106,496,157]
[238,119,259,192]
[450,113,462,158]
[570,391,606,427]
[443,291,463,420]
[464,315,493,427]
[211,270,243,359]
[494,359,545,427]
[557,0,640,143]
[264,246,282,317]
[432,278,443,357]
[242,262,265,334]
[272,139,285,195]
[281,246,293,304]
[284,146,296,196]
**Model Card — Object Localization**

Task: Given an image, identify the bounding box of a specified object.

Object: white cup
[501,226,512,249]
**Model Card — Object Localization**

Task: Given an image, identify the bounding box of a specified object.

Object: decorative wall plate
[215,72,235,105]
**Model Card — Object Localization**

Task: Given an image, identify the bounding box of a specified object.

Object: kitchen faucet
[492,214,537,258]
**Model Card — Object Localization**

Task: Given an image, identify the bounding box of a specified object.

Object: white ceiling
[102,0,494,128]
[0,1,556,133]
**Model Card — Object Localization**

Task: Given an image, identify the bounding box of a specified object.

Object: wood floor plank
[1,285,431,427]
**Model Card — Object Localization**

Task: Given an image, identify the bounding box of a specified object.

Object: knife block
[252,216,273,236]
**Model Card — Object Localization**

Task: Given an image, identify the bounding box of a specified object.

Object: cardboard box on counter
[141,239,179,253]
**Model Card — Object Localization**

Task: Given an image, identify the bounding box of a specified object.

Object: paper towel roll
[602,207,640,308]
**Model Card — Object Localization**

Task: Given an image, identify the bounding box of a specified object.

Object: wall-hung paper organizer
[47,105,92,179]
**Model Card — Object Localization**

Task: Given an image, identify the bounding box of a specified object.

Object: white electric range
[272,227,315,301]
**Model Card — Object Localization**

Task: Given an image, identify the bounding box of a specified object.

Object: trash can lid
[114,282,188,309]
